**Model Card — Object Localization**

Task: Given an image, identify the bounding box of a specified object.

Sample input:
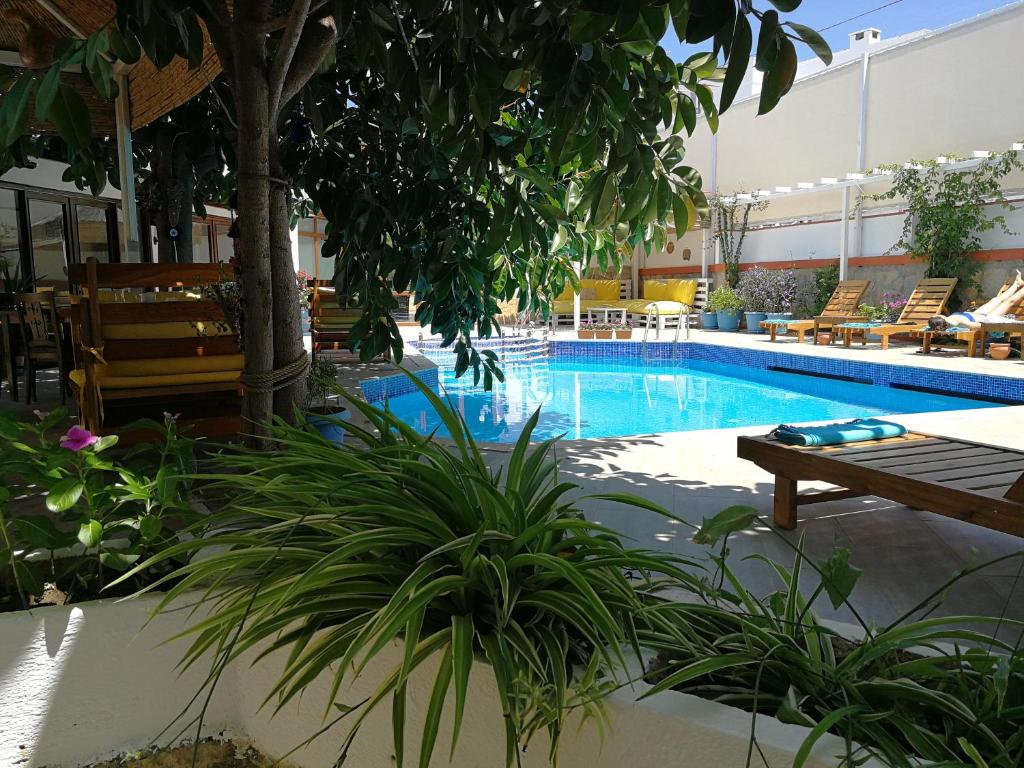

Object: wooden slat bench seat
[770,280,870,343]
[737,431,1024,537]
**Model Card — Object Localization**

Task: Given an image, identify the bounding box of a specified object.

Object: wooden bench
[738,432,1024,537]
[67,259,242,438]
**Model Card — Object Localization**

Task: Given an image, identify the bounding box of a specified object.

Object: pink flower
[60,426,98,452]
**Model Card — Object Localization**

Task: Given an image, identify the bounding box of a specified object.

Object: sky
[660,0,1018,63]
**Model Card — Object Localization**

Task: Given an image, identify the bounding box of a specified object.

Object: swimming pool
[383,353,1001,443]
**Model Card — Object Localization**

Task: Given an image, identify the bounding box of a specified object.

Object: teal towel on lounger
[771,418,907,447]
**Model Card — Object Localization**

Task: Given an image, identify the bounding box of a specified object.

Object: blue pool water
[384,357,1001,443]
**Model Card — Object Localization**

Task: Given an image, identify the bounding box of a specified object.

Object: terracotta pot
[989,343,1011,360]
[816,332,833,345]
[614,329,634,339]
[577,329,595,339]
[594,330,613,339]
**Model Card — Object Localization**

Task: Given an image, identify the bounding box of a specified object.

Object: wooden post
[773,475,798,530]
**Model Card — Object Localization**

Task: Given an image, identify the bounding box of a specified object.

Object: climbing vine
[870,148,1024,307]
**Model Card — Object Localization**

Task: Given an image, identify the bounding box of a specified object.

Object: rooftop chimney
[848,28,882,52]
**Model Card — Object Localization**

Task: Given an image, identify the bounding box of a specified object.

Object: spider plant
[117,374,700,767]
[639,511,1024,768]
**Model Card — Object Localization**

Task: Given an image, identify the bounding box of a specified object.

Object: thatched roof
[1,0,221,131]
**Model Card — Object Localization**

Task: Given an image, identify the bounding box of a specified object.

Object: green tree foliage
[0,1,830,407]
[870,149,1024,309]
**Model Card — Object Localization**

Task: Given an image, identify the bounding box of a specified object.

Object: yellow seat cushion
[663,279,698,306]
[552,300,574,314]
[98,370,241,389]
[554,285,575,303]
[102,321,234,340]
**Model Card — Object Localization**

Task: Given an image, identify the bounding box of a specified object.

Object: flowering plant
[767,269,798,313]
[878,291,907,323]
[736,266,773,312]
[0,410,197,611]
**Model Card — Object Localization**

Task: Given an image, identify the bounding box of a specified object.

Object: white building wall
[662,1,1024,275]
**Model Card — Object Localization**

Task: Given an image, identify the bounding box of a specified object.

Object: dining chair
[16,291,69,405]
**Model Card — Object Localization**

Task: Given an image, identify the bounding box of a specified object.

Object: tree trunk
[171,139,194,263]
[269,146,305,422]
[232,43,275,441]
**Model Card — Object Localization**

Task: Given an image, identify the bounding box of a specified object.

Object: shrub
[0,410,196,610]
[707,285,745,312]
[736,266,773,312]
[641,508,1024,768]
[120,376,697,767]
[811,263,840,315]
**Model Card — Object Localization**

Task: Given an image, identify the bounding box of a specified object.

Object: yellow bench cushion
[663,279,698,306]
[628,300,685,315]
[642,280,666,301]
[71,354,243,390]
[102,322,234,340]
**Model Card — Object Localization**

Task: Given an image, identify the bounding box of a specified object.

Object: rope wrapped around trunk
[240,350,309,394]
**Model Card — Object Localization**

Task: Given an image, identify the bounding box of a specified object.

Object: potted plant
[593,321,613,339]
[613,320,633,339]
[577,321,595,339]
[708,285,744,331]
[0,256,34,310]
[736,266,771,334]
[700,308,718,329]
[765,268,798,321]
[305,356,347,442]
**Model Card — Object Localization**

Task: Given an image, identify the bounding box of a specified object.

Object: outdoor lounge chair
[836,277,958,350]
[920,279,1024,357]
[738,431,1024,537]
[765,279,870,343]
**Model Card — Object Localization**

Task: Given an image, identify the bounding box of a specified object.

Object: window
[75,203,113,263]
[0,189,20,277]
[27,198,70,290]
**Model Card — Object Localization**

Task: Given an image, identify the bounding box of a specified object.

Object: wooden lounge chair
[767,280,870,343]
[67,259,243,438]
[920,279,1024,357]
[310,283,390,362]
[837,277,958,350]
[738,432,1024,537]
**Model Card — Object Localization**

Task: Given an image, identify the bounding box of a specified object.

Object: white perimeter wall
[0,596,874,768]
[661,2,1024,270]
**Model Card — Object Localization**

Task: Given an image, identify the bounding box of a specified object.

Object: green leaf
[720,15,752,113]
[107,28,141,64]
[818,547,862,609]
[692,505,757,545]
[786,22,832,66]
[449,614,473,756]
[100,549,140,571]
[418,647,453,768]
[501,68,525,91]
[0,71,35,147]
[34,67,61,123]
[13,516,73,550]
[46,83,92,149]
[569,12,615,43]
[793,706,867,768]
[139,515,162,542]
[93,434,119,453]
[768,0,802,12]
[78,518,103,548]
[755,11,781,72]
[46,479,84,513]
[758,35,798,115]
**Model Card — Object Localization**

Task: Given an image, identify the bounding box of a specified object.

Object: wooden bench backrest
[821,280,870,316]
[898,277,958,324]
[69,259,240,363]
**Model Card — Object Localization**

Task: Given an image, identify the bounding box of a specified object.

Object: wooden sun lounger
[738,432,1024,537]
[838,277,957,350]
[920,279,1024,357]
[767,280,870,343]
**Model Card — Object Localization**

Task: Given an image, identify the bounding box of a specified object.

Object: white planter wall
[1,597,877,768]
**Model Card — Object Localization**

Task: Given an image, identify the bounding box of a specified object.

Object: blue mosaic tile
[360,366,439,403]
[548,340,1024,403]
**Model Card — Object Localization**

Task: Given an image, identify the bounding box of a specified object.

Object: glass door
[26,196,70,291]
